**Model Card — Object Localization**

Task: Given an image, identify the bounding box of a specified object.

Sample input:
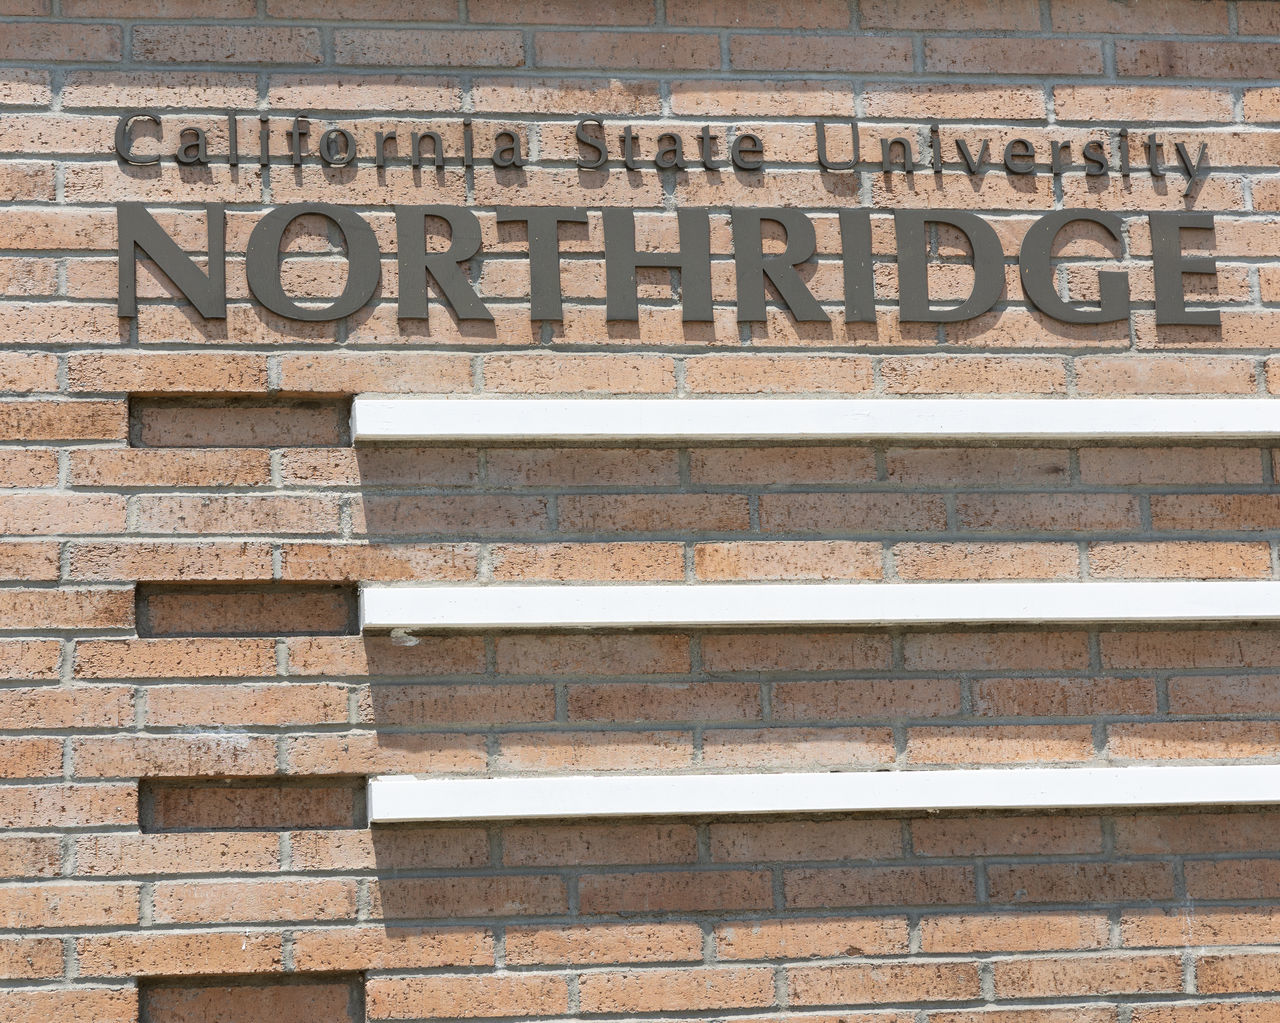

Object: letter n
[117,203,226,318]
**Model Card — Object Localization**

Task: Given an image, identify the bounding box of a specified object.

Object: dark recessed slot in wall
[140,975,364,1023]
[136,583,359,637]
[141,778,366,833]
[130,396,351,447]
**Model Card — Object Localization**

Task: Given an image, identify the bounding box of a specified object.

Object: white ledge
[360,580,1280,631]
[352,397,1280,443]
[367,766,1280,822]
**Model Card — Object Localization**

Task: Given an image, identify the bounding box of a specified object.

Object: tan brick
[1123,907,1280,948]
[68,541,274,581]
[68,449,272,488]
[894,542,1078,580]
[0,541,57,580]
[147,780,358,831]
[284,731,486,775]
[566,681,758,723]
[0,450,57,489]
[774,678,964,720]
[0,400,125,441]
[862,0,1038,30]
[73,734,277,778]
[994,953,1183,998]
[711,819,901,862]
[1090,541,1272,579]
[74,832,280,876]
[0,881,137,928]
[491,542,683,581]
[75,637,276,679]
[921,912,1109,953]
[733,34,912,73]
[0,988,136,1022]
[0,587,133,630]
[0,22,120,61]
[68,352,269,394]
[135,495,341,534]
[579,966,775,1013]
[986,862,1175,903]
[786,865,975,908]
[789,961,982,1005]
[366,974,568,1020]
[373,875,568,919]
[134,24,321,63]
[76,931,282,977]
[496,730,693,771]
[1108,721,1280,760]
[0,936,63,979]
[973,677,1156,717]
[143,982,354,1023]
[287,827,488,872]
[685,354,872,394]
[285,635,486,677]
[578,869,771,913]
[760,493,947,533]
[152,878,356,924]
[336,28,523,67]
[292,925,492,971]
[696,540,882,580]
[505,923,702,965]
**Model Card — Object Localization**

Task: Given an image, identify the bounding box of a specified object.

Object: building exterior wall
[6,0,1280,1019]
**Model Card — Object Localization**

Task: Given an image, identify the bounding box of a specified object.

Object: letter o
[319,127,356,166]
[246,203,381,322]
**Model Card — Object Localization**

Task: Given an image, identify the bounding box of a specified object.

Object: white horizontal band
[367,766,1280,822]
[361,580,1280,631]
[352,397,1280,443]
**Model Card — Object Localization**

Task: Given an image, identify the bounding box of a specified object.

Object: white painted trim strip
[360,580,1280,631]
[352,397,1280,443]
[367,766,1280,822]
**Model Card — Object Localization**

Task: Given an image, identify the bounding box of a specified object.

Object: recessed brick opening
[140,975,364,1023]
[142,778,366,833]
[136,583,359,637]
[130,397,351,448]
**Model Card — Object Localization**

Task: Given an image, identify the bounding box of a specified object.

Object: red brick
[292,925,493,971]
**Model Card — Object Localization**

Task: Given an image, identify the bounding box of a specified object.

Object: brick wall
[7,0,1280,1019]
